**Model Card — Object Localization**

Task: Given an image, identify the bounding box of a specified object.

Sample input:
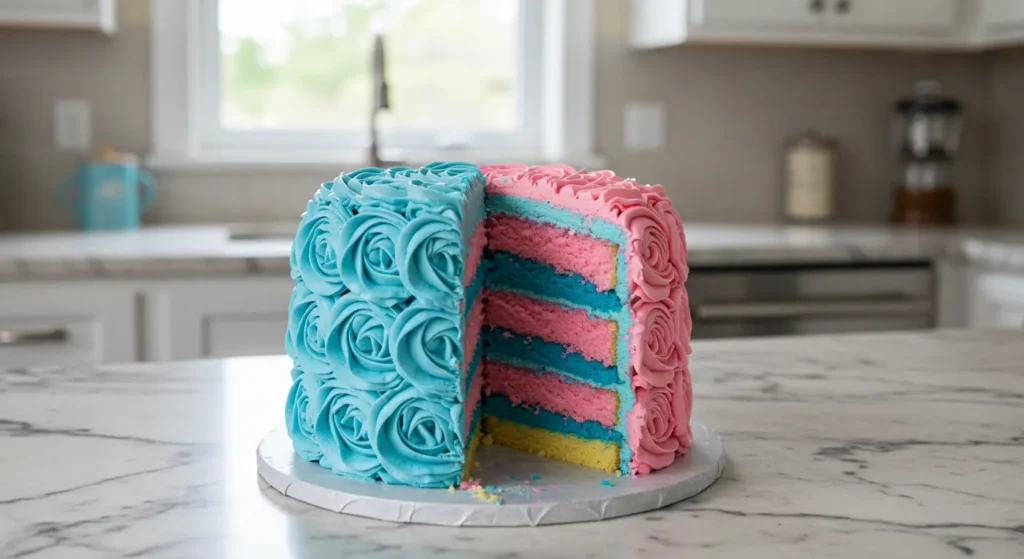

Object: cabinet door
[146,278,293,361]
[968,272,1024,329]
[0,0,116,33]
[826,0,958,34]
[694,0,825,29]
[980,0,1024,29]
[0,283,136,367]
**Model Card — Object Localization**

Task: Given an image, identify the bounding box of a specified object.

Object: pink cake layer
[485,288,616,366]
[463,221,488,287]
[484,360,618,427]
[486,214,617,292]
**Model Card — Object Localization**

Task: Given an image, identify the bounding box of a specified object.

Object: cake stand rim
[257,420,724,527]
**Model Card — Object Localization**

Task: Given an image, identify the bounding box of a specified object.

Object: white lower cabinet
[145,278,293,361]
[968,271,1024,328]
[0,283,136,367]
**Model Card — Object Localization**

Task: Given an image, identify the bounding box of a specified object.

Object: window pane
[219,0,518,132]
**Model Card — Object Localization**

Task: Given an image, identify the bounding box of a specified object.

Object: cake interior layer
[483,360,619,427]
[485,288,617,366]
[483,392,621,442]
[483,326,619,386]
[487,252,622,315]
[483,416,621,473]
[486,214,618,292]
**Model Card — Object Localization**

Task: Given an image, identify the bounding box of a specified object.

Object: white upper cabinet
[695,0,826,29]
[0,0,116,34]
[631,0,1024,50]
[976,0,1024,46]
[825,0,958,34]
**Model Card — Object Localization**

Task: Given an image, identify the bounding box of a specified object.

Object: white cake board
[257,421,724,527]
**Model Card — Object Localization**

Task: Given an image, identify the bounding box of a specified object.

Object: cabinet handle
[835,0,851,14]
[0,327,70,346]
[809,0,825,13]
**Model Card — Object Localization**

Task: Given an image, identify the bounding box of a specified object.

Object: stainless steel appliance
[688,263,934,339]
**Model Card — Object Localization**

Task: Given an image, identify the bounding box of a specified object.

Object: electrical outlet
[54,99,92,152]
[624,102,666,152]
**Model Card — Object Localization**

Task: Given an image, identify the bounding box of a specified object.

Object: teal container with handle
[58,148,156,231]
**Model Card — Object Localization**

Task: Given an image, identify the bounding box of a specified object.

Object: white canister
[784,131,837,222]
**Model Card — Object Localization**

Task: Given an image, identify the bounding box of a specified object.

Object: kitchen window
[150,0,598,170]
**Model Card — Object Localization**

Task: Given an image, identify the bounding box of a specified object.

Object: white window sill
[145,149,609,173]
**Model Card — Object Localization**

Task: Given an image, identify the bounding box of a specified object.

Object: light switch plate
[54,99,92,152]
[624,102,665,152]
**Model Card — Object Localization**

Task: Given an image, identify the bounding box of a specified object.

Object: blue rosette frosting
[339,207,410,305]
[422,161,482,179]
[285,370,323,462]
[291,189,354,296]
[323,293,405,391]
[314,384,382,480]
[333,167,411,214]
[389,301,463,400]
[285,283,333,379]
[397,213,464,310]
[369,383,464,487]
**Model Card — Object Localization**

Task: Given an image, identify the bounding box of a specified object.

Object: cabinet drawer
[0,283,136,368]
[0,316,102,367]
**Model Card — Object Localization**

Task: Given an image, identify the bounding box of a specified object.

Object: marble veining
[3,223,1024,281]
[1,330,1023,557]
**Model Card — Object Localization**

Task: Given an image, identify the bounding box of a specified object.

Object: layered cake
[285,162,691,488]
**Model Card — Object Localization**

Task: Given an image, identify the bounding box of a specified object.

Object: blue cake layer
[461,336,484,401]
[483,326,619,387]
[486,251,622,315]
[483,394,622,443]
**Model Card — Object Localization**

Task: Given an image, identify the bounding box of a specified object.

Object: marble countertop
[2,329,1022,558]
[1,223,1024,280]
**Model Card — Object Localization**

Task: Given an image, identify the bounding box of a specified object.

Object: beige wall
[0,0,1009,230]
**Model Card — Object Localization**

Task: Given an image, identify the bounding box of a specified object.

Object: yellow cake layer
[461,418,483,481]
[483,416,620,473]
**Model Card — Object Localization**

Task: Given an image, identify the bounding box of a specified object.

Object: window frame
[149,0,600,171]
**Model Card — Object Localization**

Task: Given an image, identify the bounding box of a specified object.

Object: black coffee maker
[890,80,963,225]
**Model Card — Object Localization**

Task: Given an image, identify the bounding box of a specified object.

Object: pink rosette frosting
[627,372,689,476]
[620,204,683,303]
[481,165,666,219]
[629,299,687,389]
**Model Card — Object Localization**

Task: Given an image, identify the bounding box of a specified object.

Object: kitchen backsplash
[0,0,1021,230]
[988,48,1024,227]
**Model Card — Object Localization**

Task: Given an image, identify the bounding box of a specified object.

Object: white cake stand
[257,421,724,527]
